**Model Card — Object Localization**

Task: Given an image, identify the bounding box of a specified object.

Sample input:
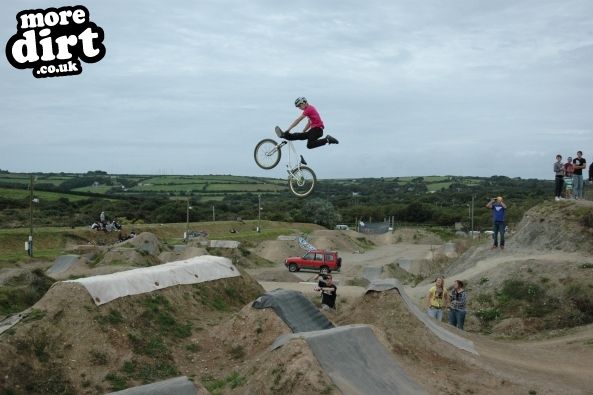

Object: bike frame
[284,139,305,177]
[254,131,316,197]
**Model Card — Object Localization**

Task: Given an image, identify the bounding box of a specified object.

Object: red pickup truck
[284,250,342,274]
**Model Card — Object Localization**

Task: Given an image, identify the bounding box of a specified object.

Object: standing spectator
[426,276,449,321]
[589,162,593,183]
[486,196,507,249]
[314,274,337,310]
[448,280,468,330]
[572,151,587,199]
[554,154,564,201]
[564,157,574,199]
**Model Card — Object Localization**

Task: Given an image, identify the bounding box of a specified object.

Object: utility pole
[185,197,191,241]
[28,175,34,257]
[212,205,215,222]
[471,195,475,236]
[257,194,261,232]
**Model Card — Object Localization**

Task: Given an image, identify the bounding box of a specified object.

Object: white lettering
[44,11,59,27]
[47,65,56,73]
[11,29,39,63]
[19,13,44,29]
[39,65,47,73]
[55,35,77,60]
[78,27,100,57]
[67,60,79,72]
[58,10,73,26]
[39,29,55,61]
[72,9,86,24]
[58,63,68,72]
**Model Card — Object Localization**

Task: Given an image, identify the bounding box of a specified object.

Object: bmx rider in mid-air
[277,97,339,148]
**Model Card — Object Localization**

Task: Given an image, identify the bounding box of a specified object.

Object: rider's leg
[305,127,326,149]
[284,130,311,141]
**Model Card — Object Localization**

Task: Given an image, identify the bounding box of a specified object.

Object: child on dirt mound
[314,273,337,310]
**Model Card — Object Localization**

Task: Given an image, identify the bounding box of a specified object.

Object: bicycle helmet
[294,97,307,107]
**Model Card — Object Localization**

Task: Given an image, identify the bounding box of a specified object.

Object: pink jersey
[303,105,324,129]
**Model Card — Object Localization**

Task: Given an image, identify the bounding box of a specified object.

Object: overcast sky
[2,0,592,180]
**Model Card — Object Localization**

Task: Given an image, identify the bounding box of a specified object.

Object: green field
[427,182,453,192]
[72,185,116,193]
[0,220,323,264]
[0,173,293,198]
[0,187,90,202]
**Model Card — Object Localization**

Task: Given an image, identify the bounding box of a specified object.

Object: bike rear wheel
[288,165,316,197]
[254,139,282,169]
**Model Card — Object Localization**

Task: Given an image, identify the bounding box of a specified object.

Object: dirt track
[248,232,593,395]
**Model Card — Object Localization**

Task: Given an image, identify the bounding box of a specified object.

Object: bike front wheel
[288,165,317,197]
[254,139,282,169]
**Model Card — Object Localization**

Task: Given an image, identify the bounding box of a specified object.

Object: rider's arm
[303,119,310,133]
[287,114,306,132]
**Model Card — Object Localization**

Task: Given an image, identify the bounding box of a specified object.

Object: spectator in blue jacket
[486,196,507,249]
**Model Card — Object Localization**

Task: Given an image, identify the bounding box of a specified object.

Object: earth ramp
[367,278,477,355]
[252,288,334,332]
[271,325,428,395]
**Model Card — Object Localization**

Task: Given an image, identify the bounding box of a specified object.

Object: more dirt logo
[5,5,105,78]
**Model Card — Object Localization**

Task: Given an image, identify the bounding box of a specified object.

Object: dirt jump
[1,201,593,394]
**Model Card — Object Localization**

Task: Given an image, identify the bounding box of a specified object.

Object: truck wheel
[320,266,330,274]
[288,263,299,272]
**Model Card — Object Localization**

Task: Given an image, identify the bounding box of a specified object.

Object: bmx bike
[254,126,317,197]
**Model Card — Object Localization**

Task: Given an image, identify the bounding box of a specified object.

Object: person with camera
[426,276,449,321]
[486,196,507,249]
[553,154,564,201]
[314,273,337,310]
[448,280,468,330]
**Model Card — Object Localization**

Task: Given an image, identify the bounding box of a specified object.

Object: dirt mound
[334,289,526,394]
[252,239,302,263]
[0,269,264,394]
[122,232,162,255]
[248,269,302,283]
[511,200,593,253]
[100,247,160,267]
[158,246,207,263]
[374,228,443,245]
[308,230,365,252]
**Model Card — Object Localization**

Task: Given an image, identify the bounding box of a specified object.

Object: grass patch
[119,359,179,384]
[229,345,246,360]
[0,269,54,316]
[185,343,201,353]
[346,277,370,287]
[23,308,46,322]
[97,308,124,325]
[385,263,424,286]
[139,294,192,338]
[475,307,501,323]
[89,350,108,365]
[203,372,246,393]
[90,251,105,267]
[128,333,169,358]
[105,372,127,391]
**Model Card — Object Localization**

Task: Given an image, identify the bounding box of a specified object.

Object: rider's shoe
[275,126,286,139]
[326,135,339,144]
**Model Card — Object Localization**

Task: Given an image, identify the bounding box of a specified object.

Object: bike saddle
[300,155,307,165]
